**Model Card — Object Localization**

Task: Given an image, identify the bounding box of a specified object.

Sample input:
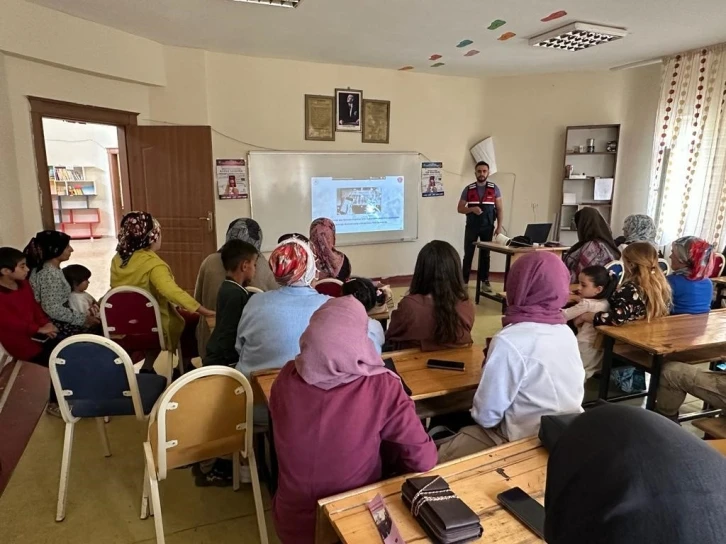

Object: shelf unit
[556,125,620,244]
[49,166,100,239]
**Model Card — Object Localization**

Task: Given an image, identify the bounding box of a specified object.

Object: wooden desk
[708,439,726,456]
[316,437,547,544]
[597,309,726,410]
[251,345,485,407]
[474,242,570,311]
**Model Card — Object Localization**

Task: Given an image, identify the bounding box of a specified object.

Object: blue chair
[605,260,625,285]
[49,334,167,522]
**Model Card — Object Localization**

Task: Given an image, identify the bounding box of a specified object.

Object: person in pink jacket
[270,296,437,543]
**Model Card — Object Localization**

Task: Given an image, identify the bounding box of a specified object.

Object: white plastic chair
[140,366,268,544]
[313,278,344,297]
[712,252,726,277]
[100,286,177,381]
[658,258,671,275]
[246,286,264,294]
[50,335,167,522]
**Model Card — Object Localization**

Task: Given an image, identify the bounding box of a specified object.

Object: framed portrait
[304,94,335,141]
[362,99,391,144]
[335,88,363,132]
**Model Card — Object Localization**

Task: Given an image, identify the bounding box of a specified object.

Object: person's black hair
[63,264,92,289]
[475,161,490,169]
[342,277,378,312]
[221,239,258,273]
[0,247,26,274]
[410,240,469,344]
[277,232,309,244]
[580,265,619,300]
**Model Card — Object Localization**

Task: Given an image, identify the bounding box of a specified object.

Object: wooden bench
[693,417,726,439]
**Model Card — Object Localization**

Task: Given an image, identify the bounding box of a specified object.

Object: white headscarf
[268,237,317,287]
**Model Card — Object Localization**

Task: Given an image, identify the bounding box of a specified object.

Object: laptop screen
[524,223,552,244]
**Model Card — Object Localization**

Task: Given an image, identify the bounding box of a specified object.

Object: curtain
[648,45,726,250]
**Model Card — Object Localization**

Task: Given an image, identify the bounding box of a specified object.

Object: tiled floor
[0,282,710,543]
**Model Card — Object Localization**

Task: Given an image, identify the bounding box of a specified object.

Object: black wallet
[401,476,482,543]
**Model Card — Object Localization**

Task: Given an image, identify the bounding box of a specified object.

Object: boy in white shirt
[438,252,584,462]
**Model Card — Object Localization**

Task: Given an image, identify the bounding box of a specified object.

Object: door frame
[28,97,138,231]
[106,148,124,230]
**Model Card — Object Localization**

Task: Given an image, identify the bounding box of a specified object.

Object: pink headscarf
[503,252,570,327]
[310,218,345,279]
[294,296,395,390]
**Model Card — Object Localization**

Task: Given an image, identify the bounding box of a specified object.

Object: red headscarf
[268,238,317,286]
[503,252,570,327]
[310,218,345,279]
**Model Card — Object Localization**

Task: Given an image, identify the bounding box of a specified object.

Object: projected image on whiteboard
[311,176,404,234]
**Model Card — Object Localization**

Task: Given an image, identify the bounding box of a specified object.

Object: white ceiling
[28,0,726,76]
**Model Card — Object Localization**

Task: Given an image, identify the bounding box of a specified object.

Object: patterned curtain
[648,45,726,250]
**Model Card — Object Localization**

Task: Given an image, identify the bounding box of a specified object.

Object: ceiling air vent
[232,0,303,7]
[529,22,627,52]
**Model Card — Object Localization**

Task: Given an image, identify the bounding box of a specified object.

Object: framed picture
[335,88,363,132]
[362,99,391,144]
[304,94,335,141]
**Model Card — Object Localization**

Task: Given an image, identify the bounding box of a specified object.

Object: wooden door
[125,126,216,293]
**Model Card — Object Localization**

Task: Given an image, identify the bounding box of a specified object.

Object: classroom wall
[42,119,119,238]
[0,1,661,276]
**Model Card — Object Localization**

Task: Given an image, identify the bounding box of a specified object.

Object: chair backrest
[658,258,671,275]
[246,286,264,294]
[604,260,625,285]
[314,278,344,297]
[148,366,252,480]
[712,253,726,277]
[0,342,14,374]
[100,286,166,352]
[49,334,145,423]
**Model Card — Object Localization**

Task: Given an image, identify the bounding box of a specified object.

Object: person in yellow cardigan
[111,211,215,372]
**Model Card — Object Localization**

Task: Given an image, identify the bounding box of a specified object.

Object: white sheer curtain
[648,45,726,250]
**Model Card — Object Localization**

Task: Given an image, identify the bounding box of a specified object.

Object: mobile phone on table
[426,359,465,372]
[31,333,49,343]
[497,487,545,538]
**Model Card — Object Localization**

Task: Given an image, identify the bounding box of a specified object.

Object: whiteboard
[248,152,420,252]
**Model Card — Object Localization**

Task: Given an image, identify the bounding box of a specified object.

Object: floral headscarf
[23,230,71,270]
[309,217,344,280]
[623,214,657,245]
[117,211,161,268]
[226,218,262,251]
[671,236,714,280]
[268,238,317,287]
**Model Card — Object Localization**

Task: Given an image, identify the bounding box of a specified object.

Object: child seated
[203,239,258,367]
[341,277,385,353]
[0,247,59,365]
[63,264,99,317]
[668,236,714,315]
[562,266,618,379]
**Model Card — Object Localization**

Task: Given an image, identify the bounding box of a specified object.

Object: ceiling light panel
[232,0,303,7]
[529,22,627,52]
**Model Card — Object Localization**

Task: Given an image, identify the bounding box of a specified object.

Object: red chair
[314,278,344,297]
[711,253,725,278]
[100,286,175,381]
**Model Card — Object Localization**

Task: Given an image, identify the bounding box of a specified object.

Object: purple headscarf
[294,296,395,390]
[503,252,570,327]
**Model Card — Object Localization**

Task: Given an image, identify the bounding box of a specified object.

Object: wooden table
[474,242,570,311]
[315,437,547,544]
[708,439,726,456]
[251,345,485,406]
[597,309,726,410]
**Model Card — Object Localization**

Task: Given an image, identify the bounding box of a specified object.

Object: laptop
[523,223,552,244]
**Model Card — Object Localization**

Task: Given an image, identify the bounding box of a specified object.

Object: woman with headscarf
[668,236,714,315]
[545,403,726,543]
[437,252,584,462]
[25,230,100,337]
[615,213,658,250]
[563,207,621,283]
[110,212,214,371]
[234,237,328,385]
[270,296,437,544]
[309,217,351,281]
[194,218,278,356]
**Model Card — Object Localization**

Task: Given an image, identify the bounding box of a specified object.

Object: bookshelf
[555,125,620,245]
[49,166,100,239]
